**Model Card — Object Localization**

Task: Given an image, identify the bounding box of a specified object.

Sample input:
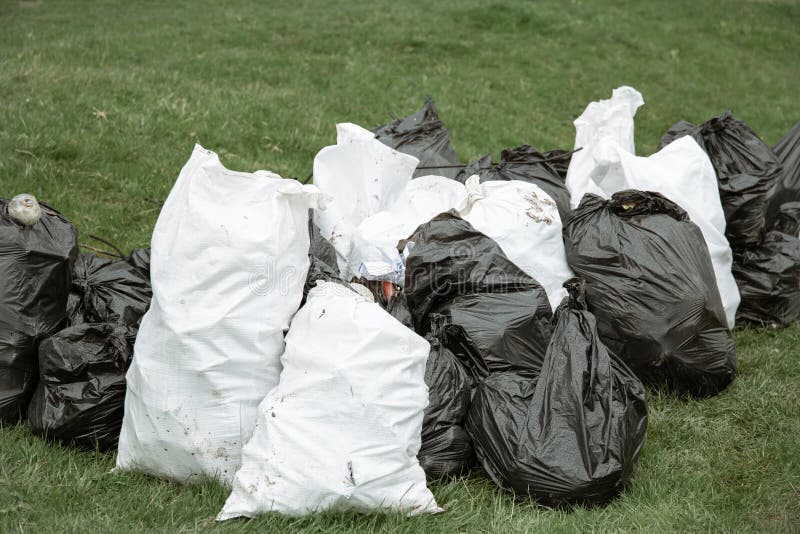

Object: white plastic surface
[218,282,439,519]
[459,176,574,311]
[565,87,740,328]
[116,145,323,484]
[313,123,419,276]
[347,175,468,283]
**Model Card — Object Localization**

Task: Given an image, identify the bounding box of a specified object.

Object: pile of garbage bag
[2,88,799,521]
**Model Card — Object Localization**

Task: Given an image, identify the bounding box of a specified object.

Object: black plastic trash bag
[67,252,152,327]
[373,98,461,179]
[128,248,151,279]
[0,199,78,422]
[659,111,782,250]
[454,145,572,221]
[732,203,800,328]
[26,323,135,451]
[766,122,800,227]
[564,191,736,397]
[773,201,800,236]
[302,216,342,302]
[404,211,553,378]
[466,279,648,506]
[418,317,474,479]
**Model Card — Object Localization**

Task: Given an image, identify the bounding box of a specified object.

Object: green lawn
[2,0,800,531]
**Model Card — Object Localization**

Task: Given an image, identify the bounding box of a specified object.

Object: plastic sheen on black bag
[67,252,152,328]
[418,317,474,479]
[373,98,462,179]
[564,190,736,397]
[659,111,782,250]
[27,323,135,451]
[404,211,553,378]
[0,198,78,423]
[466,279,648,506]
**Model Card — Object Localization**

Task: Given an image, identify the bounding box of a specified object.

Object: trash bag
[772,201,800,237]
[563,86,739,328]
[466,279,648,506]
[418,317,474,480]
[454,145,572,222]
[26,323,135,451]
[313,123,418,276]
[117,145,323,484]
[541,149,571,180]
[127,248,151,279]
[457,176,574,310]
[732,205,800,328]
[302,215,342,302]
[347,175,467,285]
[766,121,800,227]
[659,111,782,250]
[564,191,736,397]
[217,282,439,519]
[66,252,152,327]
[373,97,461,179]
[404,211,553,378]
[1,198,78,423]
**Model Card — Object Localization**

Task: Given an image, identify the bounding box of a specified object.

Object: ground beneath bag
[27,323,135,451]
[0,199,78,423]
[404,211,553,378]
[466,279,648,506]
[659,111,782,250]
[67,252,152,327]
[454,145,572,222]
[373,98,462,179]
[766,121,800,227]
[564,190,736,397]
[217,282,439,519]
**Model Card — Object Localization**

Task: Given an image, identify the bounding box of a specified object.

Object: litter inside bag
[766,121,800,227]
[0,198,78,423]
[66,252,152,327]
[373,98,462,179]
[564,190,736,397]
[418,316,474,479]
[659,111,782,250]
[27,323,135,451]
[404,211,553,378]
[454,145,572,221]
[467,279,648,506]
[218,282,439,519]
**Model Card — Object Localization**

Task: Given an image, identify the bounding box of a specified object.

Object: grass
[1,0,799,531]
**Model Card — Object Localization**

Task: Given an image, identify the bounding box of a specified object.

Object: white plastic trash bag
[347,175,468,284]
[564,86,740,328]
[116,145,323,484]
[313,123,419,277]
[458,175,574,310]
[218,282,440,519]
